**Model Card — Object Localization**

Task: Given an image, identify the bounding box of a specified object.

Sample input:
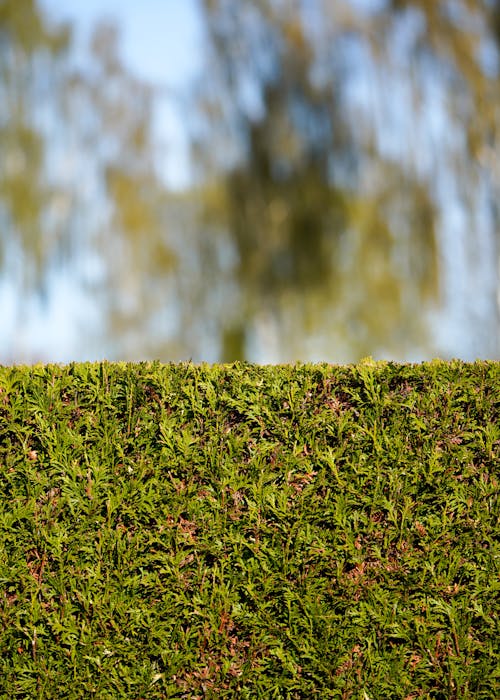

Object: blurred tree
[0,0,71,290]
[363,0,500,358]
[1,0,499,362]
[64,22,177,357]
[0,0,177,359]
[192,0,500,361]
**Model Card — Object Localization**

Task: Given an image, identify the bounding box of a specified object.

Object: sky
[1,0,203,363]
[41,0,203,189]
[40,0,202,87]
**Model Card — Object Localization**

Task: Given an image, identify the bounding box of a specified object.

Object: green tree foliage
[194,0,500,360]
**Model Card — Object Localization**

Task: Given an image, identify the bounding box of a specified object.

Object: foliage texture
[0,360,498,698]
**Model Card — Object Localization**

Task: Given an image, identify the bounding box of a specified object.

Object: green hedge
[0,360,498,698]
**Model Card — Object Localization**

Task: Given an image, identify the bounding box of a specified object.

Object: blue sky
[41,0,202,87]
[40,0,203,190]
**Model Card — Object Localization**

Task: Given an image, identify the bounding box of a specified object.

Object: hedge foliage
[0,360,498,698]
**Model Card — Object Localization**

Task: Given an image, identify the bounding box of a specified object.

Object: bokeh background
[1,0,499,364]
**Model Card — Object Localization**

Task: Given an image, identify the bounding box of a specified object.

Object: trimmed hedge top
[0,360,499,698]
